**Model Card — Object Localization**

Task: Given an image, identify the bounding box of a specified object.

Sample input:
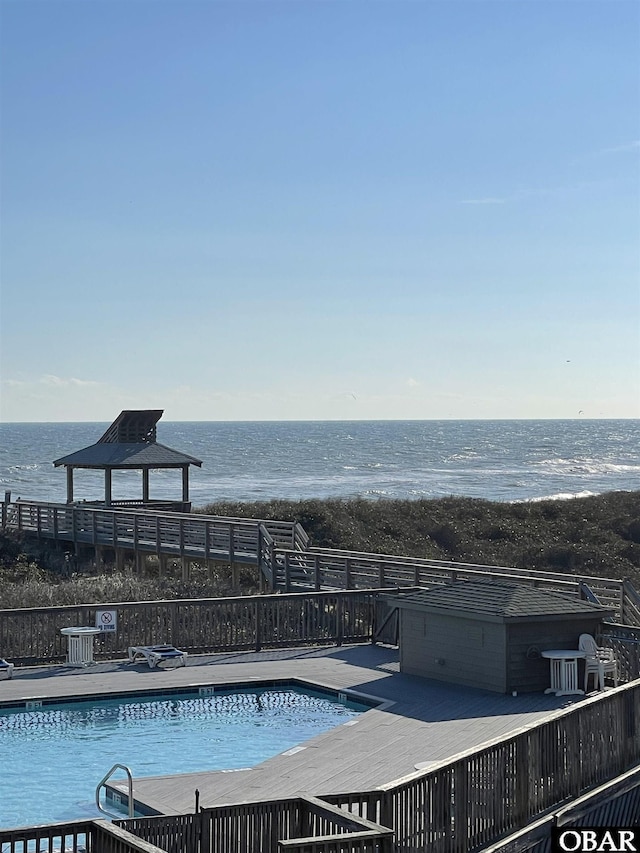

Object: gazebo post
[105,469,112,507]
[142,469,150,503]
[182,466,189,503]
[66,467,74,504]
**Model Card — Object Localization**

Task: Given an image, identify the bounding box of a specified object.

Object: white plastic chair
[579,634,618,692]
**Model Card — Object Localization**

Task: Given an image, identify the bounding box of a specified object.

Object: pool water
[0,686,365,829]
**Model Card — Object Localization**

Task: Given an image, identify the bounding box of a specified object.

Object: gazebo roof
[53,410,202,470]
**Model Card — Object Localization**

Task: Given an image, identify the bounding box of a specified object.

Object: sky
[1,0,639,423]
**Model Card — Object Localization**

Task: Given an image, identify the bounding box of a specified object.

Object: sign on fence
[96,610,117,632]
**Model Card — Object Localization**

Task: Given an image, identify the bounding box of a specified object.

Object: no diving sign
[96,610,117,632]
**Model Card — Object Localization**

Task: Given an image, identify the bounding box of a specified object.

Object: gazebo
[53,410,202,510]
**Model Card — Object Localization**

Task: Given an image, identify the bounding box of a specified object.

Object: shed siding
[400,611,507,692]
[507,616,608,693]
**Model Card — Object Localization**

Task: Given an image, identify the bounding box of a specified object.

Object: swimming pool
[0,683,368,829]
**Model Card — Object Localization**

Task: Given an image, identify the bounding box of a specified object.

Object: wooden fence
[0,818,168,853]
[117,795,394,853]
[601,622,640,684]
[1,590,638,672]
[111,680,640,853]
[0,589,396,665]
[327,679,640,853]
[480,765,640,853]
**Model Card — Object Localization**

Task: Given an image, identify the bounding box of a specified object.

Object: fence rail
[0,589,398,665]
[323,679,640,853]
[5,501,638,629]
[1,500,298,566]
[0,818,168,853]
[601,622,640,683]
[476,764,640,853]
[117,795,394,853]
[275,547,630,620]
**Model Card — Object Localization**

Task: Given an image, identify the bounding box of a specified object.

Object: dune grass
[1,491,638,608]
[199,491,640,583]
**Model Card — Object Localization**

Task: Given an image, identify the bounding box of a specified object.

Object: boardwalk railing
[275,546,633,622]
[112,680,640,853]
[0,589,397,665]
[1,500,298,566]
[5,499,640,627]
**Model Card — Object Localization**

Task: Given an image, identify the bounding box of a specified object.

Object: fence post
[336,596,344,646]
[255,599,262,652]
[379,790,394,839]
[453,761,469,852]
[229,523,235,566]
[285,553,291,593]
[514,733,530,826]
[200,808,210,853]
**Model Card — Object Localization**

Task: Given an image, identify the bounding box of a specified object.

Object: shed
[393,580,614,694]
[53,410,202,510]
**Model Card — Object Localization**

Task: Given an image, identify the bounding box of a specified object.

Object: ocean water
[0,419,638,506]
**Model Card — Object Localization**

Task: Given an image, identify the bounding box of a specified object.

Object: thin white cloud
[460,197,506,205]
[41,374,100,387]
[460,177,614,207]
[572,140,640,165]
[597,139,640,156]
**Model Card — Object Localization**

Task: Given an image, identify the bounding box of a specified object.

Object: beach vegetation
[200,491,640,584]
[0,491,638,608]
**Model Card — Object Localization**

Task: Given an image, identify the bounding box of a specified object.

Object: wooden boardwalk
[4,501,638,626]
[0,644,589,819]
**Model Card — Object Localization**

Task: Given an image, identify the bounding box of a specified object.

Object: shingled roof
[53,410,202,469]
[395,580,613,622]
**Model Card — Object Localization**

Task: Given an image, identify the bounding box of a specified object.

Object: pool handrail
[96,763,134,820]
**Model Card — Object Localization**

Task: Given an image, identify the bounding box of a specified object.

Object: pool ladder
[95,763,135,819]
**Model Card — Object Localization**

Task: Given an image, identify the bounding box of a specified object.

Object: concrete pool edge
[0,674,391,713]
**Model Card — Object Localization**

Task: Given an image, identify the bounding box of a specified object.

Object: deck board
[0,644,589,817]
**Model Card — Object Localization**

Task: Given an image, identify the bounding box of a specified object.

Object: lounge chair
[128,645,187,669]
[0,657,14,679]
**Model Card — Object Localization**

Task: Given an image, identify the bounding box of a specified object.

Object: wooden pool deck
[0,644,589,818]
